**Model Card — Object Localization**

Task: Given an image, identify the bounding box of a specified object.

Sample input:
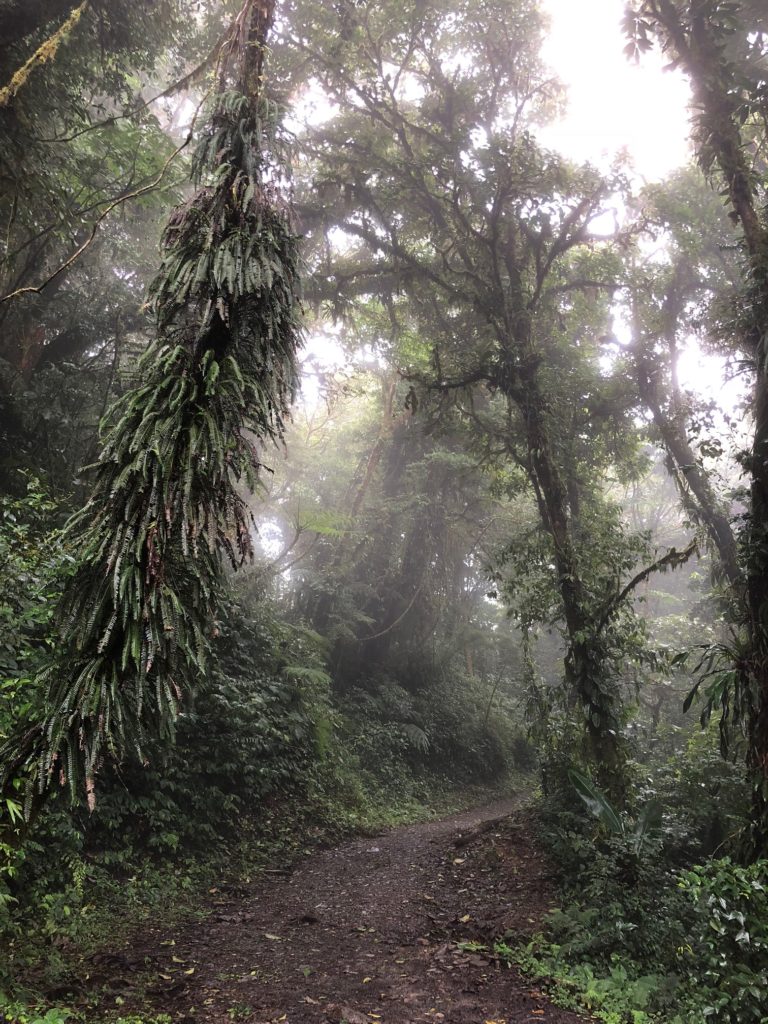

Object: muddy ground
[80,799,587,1024]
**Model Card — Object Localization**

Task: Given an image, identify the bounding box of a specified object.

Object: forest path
[110,798,586,1024]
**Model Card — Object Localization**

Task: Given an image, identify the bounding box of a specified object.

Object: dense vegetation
[0,1,766,1021]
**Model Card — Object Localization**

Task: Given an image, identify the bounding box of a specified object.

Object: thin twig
[36,34,230,144]
[0,90,210,305]
[362,583,423,641]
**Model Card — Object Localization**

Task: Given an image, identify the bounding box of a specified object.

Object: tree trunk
[631,331,742,593]
[634,0,768,855]
[745,366,768,854]
[513,360,627,798]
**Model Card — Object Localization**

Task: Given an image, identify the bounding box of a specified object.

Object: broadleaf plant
[568,768,662,855]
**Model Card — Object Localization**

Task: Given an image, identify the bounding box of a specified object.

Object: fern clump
[1,0,302,803]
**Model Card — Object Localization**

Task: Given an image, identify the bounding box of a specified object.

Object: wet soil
[87,799,587,1023]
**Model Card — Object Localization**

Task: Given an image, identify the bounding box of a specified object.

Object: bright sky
[536,0,750,422]
[301,0,744,418]
[539,0,692,181]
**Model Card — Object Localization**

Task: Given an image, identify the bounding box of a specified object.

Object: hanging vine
[0,0,303,805]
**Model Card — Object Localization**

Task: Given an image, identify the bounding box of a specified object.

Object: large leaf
[633,799,663,848]
[568,768,624,834]
[401,722,430,754]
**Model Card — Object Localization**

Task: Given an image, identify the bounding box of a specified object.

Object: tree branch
[0,100,206,304]
[598,538,698,634]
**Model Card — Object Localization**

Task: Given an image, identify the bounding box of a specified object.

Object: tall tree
[0,0,303,804]
[624,169,742,593]
[625,0,768,853]
[284,0,689,793]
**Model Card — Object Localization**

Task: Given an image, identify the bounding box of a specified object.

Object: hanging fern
[1,0,303,804]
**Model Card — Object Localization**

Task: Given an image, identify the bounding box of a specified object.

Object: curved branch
[597,538,698,635]
[362,583,424,641]
[0,102,205,305]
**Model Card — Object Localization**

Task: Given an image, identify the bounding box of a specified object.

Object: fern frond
[0,0,302,806]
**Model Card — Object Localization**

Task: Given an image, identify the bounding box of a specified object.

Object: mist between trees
[0,2,767,1022]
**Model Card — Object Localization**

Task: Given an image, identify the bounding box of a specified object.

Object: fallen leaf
[460,914,471,923]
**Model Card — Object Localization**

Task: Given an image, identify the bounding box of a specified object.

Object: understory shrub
[1,478,69,934]
[538,807,690,976]
[677,858,768,1023]
[528,755,767,1023]
[1,597,334,963]
[651,728,749,861]
[82,601,333,855]
[339,672,529,797]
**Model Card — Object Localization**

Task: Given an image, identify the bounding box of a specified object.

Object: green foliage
[0,478,70,923]
[0,0,211,491]
[0,475,65,685]
[625,0,768,858]
[515,941,665,1024]
[285,0,664,788]
[1,595,332,940]
[678,858,768,1023]
[682,638,752,760]
[568,769,662,855]
[528,749,766,1023]
[0,997,71,1024]
[569,769,624,833]
[0,591,380,1014]
[0,993,177,1024]
[337,672,526,803]
[1,5,763,1021]
[0,1,304,801]
[252,366,530,803]
[652,726,749,860]
[536,803,687,974]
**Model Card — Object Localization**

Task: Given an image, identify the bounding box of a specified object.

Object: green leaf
[568,768,624,834]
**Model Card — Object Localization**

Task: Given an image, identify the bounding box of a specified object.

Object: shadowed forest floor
[81,799,587,1024]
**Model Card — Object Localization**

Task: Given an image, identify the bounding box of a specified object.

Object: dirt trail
[102,799,586,1024]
